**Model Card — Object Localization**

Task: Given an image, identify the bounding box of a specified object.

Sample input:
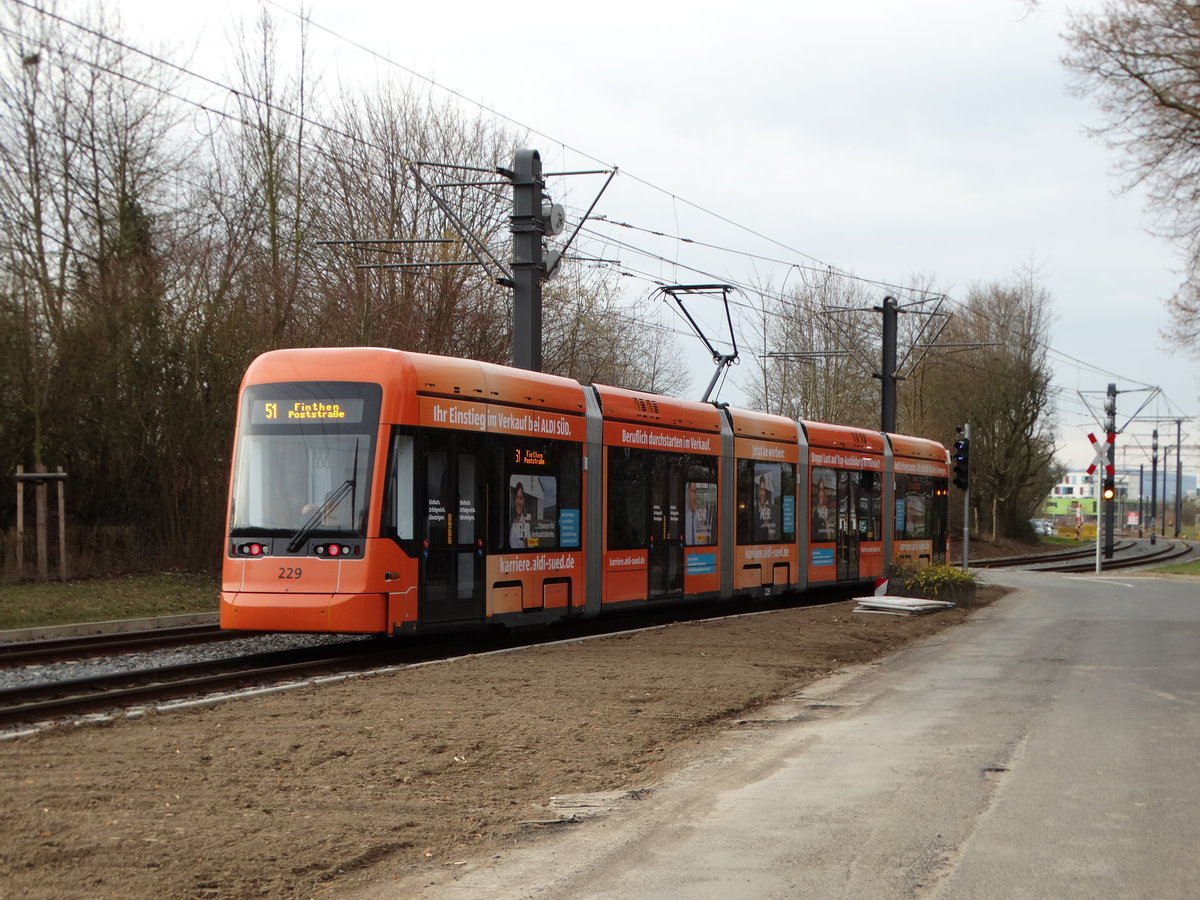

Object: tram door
[648,456,685,599]
[420,434,486,624]
[836,469,860,581]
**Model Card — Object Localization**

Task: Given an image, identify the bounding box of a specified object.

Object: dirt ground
[0,588,1003,900]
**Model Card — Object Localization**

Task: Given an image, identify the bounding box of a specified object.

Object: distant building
[1041,469,1197,524]
[1109,468,1196,502]
[1042,471,1105,519]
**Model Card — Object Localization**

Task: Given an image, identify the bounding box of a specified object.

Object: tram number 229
[278,566,303,580]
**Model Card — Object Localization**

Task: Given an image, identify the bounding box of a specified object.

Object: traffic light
[1102,475,1115,501]
[952,438,970,490]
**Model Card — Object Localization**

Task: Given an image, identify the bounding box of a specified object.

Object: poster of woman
[685,480,717,545]
[509,480,530,548]
[508,475,558,549]
[753,465,779,541]
[811,468,835,542]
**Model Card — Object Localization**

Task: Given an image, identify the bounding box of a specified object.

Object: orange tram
[221,348,949,635]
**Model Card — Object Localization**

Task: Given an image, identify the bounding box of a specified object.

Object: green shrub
[889,561,978,605]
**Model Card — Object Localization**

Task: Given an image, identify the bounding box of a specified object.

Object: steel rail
[970,541,1133,569]
[0,589,859,731]
[0,623,231,666]
[0,639,392,728]
[1051,540,1194,574]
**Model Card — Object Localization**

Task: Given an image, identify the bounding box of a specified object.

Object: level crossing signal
[1086,432,1116,503]
[1102,475,1115,501]
[952,437,970,490]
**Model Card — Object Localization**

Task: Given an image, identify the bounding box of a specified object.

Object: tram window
[507,474,557,549]
[558,443,582,548]
[781,464,797,538]
[907,492,928,538]
[738,459,794,544]
[859,470,882,541]
[425,449,449,545]
[736,461,751,542]
[459,454,477,545]
[649,455,682,541]
[382,432,415,540]
[232,433,367,533]
[608,448,648,550]
[895,475,930,540]
[232,381,380,537]
[810,467,836,543]
[930,477,949,561]
[501,437,581,551]
[684,458,718,546]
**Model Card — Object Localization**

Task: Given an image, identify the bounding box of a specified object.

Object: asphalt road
[365,570,1200,899]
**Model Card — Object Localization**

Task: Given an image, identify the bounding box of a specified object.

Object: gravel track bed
[0,631,374,691]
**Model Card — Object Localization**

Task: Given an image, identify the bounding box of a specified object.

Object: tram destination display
[249,397,366,424]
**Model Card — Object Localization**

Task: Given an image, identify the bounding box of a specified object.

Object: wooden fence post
[36,464,48,581]
[12,467,69,582]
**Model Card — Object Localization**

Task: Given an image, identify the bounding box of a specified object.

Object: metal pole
[961,423,970,571]
[1150,429,1158,544]
[1175,419,1183,538]
[1161,445,1170,537]
[1104,383,1116,558]
[879,296,898,434]
[1094,462,1102,573]
[56,465,67,581]
[511,148,545,372]
[1138,464,1144,537]
[15,465,24,579]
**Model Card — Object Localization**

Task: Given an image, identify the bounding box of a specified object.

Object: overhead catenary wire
[6,0,1194,429]
[0,8,1112,340]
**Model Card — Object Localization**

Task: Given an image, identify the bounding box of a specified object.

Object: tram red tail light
[236,542,267,557]
[314,543,353,557]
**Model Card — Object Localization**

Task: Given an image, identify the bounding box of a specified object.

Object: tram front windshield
[229,382,380,538]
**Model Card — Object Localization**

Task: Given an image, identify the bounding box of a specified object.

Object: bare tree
[0,1,696,576]
[926,268,1060,539]
[304,86,515,358]
[0,3,83,473]
[0,2,232,568]
[543,263,689,394]
[212,1,321,348]
[746,269,884,428]
[1064,0,1200,356]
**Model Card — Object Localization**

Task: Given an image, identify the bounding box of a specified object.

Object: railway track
[0,588,858,734]
[4,538,1189,734]
[1050,539,1195,573]
[970,541,1134,569]
[972,538,1195,573]
[0,622,233,667]
[0,638,394,730]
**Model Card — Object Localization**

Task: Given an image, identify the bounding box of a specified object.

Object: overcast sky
[116,0,1194,469]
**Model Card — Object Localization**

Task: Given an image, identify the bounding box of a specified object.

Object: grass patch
[0,573,218,631]
[1152,559,1200,576]
[1040,536,1089,548]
